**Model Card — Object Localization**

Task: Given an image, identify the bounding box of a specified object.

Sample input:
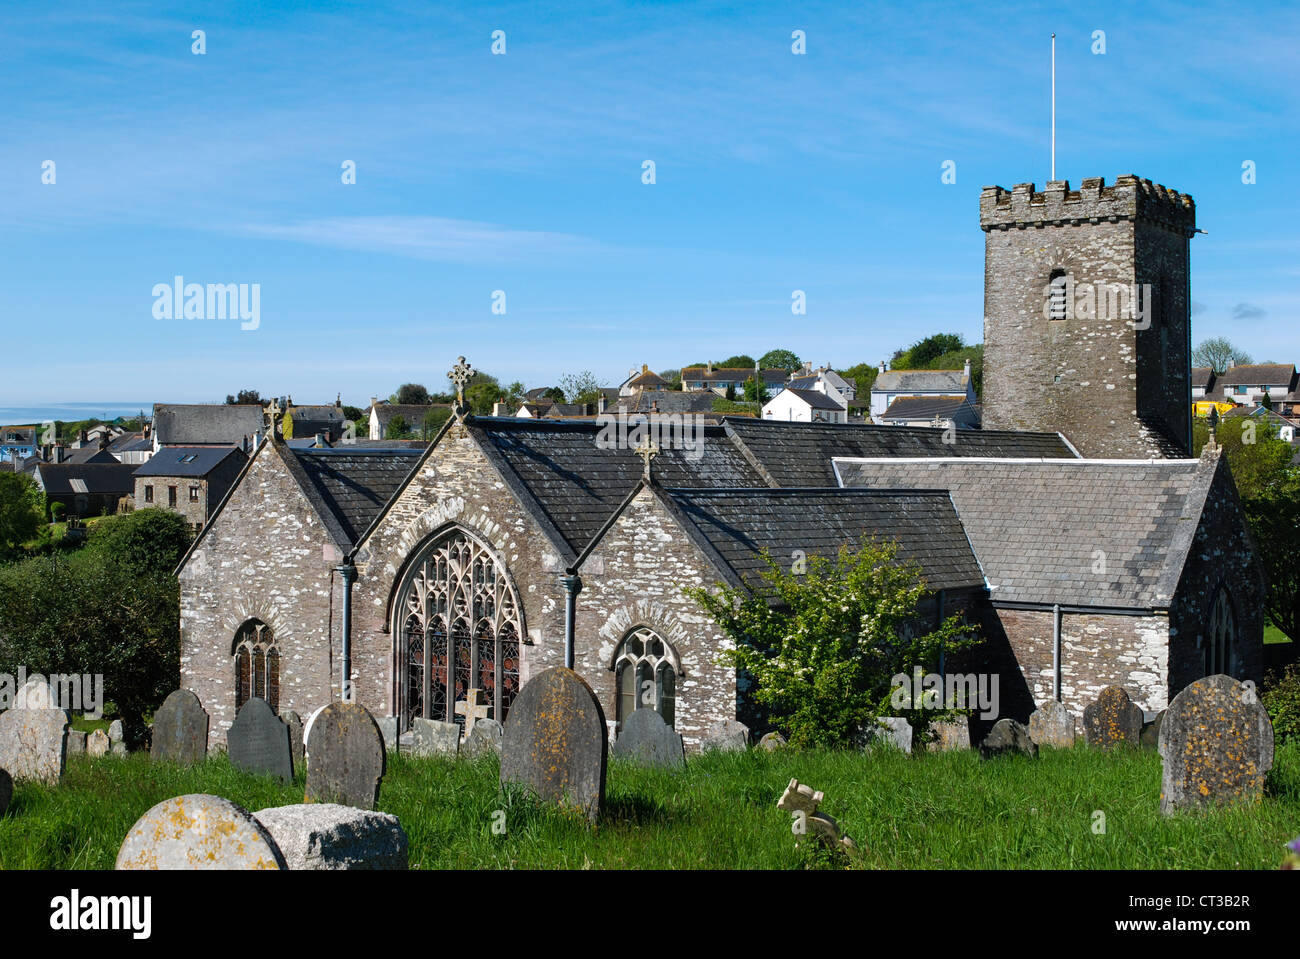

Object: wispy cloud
[1232,302,1266,319]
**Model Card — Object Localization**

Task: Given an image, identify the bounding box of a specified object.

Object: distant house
[763,387,848,424]
[34,462,137,519]
[0,425,38,463]
[878,394,981,429]
[282,400,346,443]
[617,390,718,415]
[682,364,788,397]
[870,359,976,424]
[619,365,670,396]
[152,404,264,452]
[1214,364,1300,414]
[367,400,452,440]
[786,364,858,411]
[133,446,248,529]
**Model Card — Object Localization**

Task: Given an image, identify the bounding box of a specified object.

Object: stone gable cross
[455,688,491,738]
[266,397,283,437]
[447,356,476,411]
[635,438,659,484]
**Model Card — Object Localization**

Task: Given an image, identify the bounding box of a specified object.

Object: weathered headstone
[0,703,69,784]
[1159,674,1274,815]
[499,668,607,823]
[66,730,87,756]
[253,804,408,870]
[304,702,386,809]
[758,731,787,752]
[280,710,304,772]
[228,697,294,782]
[776,779,856,852]
[1140,709,1166,748]
[14,678,55,710]
[412,718,460,757]
[701,719,750,753]
[150,690,209,765]
[1083,686,1143,749]
[463,718,503,757]
[0,768,11,816]
[116,794,286,870]
[375,716,399,753]
[979,719,1038,759]
[927,717,971,752]
[87,729,110,758]
[856,717,912,754]
[1028,700,1076,749]
[108,719,124,744]
[611,708,685,769]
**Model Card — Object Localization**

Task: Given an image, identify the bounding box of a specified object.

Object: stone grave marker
[375,716,399,753]
[1159,674,1274,815]
[280,710,304,772]
[254,804,408,870]
[463,718,503,757]
[1140,709,1166,749]
[1083,686,1143,749]
[412,718,460,757]
[701,719,750,753]
[1028,701,1076,749]
[0,768,10,816]
[228,697,294,783]
[979,719,1038,759]
[927,717,971,752]
[116,794,286,870]
[108,720,127,756]
[611,708,685,769]
[0,701,69,784]
[499,668,606,823]
[66,730,87,756]
[857,717,913,753]
[759,731,787,752]
[455,689,491,739]
[87,729,110,758]
[304,702,386,809]
[150,689,209,765]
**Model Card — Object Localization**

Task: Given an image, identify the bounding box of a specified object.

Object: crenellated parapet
[980,175,1196,236]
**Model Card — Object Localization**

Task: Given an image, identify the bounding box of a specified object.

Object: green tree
[717,354,755,369]
[838,362,880,398]
[558,371,605,406]
[725,383,737,401]
[542,386,566,403]
[0,472,45,557]
[658,369,683,391]
[1193,337,1253,373]
[894,334,964,369]
[385,414,410,439]
[758,349,801,373]
[743,375,768,403]
[86,508,193,577]
[391,383,431,405]
[1244,479,1300,646]
[684,538,978,748]
[1192,417,1295,500]
[422,407,452,438]
[225,390,263,406]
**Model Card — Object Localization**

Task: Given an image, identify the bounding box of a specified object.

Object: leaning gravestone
[701,719,750,753]
[0,701,69,784]
[150,690,209,765]
[1028,701,1076,749]
[1140,709,1166,749]
[500,668,607,823]
[412,718,460,757]
[1083,686,1143,749]
[87,729,110,758]
[253,804,408,870]
[1159,674,1274,815]
[612,708,685,769]
[116,794,286,870]
[0,768,11,816]
[979,719,1038,759]
[304,702,386,809]
[463,718,503,757]
[228,698,294,783]
[280,710,304,772]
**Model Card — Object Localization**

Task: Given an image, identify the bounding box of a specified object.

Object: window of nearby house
[168,485,177,507]
[189,485,199,502]
[179,454,198,464]
[144,485,153,503]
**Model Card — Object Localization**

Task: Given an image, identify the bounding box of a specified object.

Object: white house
[786,364,857,410]
[762,387,848,423]
[870,359,976,423]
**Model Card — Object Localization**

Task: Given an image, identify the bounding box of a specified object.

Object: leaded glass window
[614,626,678,728]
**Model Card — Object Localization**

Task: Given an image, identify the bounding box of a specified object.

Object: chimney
[492,400,509,416]
[369,396,379,409]
[598,394,607,413]
[650,400,659,413]
[706,361,713,374]
[316,431,328,447]
[963,358,972,379]
[803,361,812,375]
[879,360,887,374]
[642,363,649,374]
[98,432,110,451]
[336,393,342,408]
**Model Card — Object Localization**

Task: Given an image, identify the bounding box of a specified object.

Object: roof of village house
[721,417,1077,487]
[287,447,425,547]
[658,487,985,593]
[134,446,245,478]
[1,426,37,444]
[777,387,845,412]
[881,395,979,421]
[34,462,137,496]
[64,446,122,465]
[833,456,1221,609]
[1191,367,1216,390]
[873,368,969,393]
[682,366,788,384]
[152,404,264,447]
[1216,364,1296,387]
[619,390,718,414]
[286,404,345,435]
[370,403,451,431]
[625,368,669,389]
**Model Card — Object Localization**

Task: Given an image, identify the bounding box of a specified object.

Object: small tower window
[1048,270,1069,320]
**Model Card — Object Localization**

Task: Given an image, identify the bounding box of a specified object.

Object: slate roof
[873,369,969,393]
[659,487,985,593]
[287,405,345,436]
[722,417,1077,488]
[288,448,425,547]
[626,369,669,389]
[153,404,264,446]
[64,446,122,465]
[35,462,137,496]
[620,390,718,414]
[1,426,37,444]
[780,387,845,412]
[1191,367,1215,391]
[881,395,979,421]
[1217,364,1296,388]
[134,446,244,478]
[470,417,765,560]
[682,366,788,385]
[833,456,1218,609]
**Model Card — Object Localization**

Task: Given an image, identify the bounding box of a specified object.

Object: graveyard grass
[3,740,1300,870]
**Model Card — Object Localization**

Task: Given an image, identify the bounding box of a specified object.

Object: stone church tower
[980,176,1197,457]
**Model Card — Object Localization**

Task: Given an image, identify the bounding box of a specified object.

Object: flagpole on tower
[1051,33,1056,181]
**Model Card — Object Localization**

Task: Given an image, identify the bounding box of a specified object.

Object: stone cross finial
[447,356,475,411]
[455,689,490,738]
[266,398,283,437]
[635,438,659,483]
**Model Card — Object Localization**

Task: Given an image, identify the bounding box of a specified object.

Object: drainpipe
[336,559,358,702]
[1052,603,1062,702]
[936,589,946,681]
[560,572,582,669]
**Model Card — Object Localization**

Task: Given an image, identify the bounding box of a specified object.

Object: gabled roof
[833,455,1220,609]
[1217,364,1296,388]
[881,395,979,421]
[1191,367,1216,390]
[778,387,844,412]
[626,369,669,389]
[35,462,137,496]
[722,417,1077,488]
[658,487,985,594]
[287,448,425,548]
[370,403,449,430]
[873,369,969,393]
[0,426,37,444]
[620,390,717,414]
[682,366,788,384]
[153,404,263,446]
[133,446,245,478]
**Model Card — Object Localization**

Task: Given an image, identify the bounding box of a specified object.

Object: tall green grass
[2,742,1297,870]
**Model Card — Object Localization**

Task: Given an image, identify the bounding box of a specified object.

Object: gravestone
[14,678,54,710]
[759,731,787,752]
[254,804,408,870]
[304,702,386,809]
[857,717,912,753]
[1159,674,1274,815]
[776,779,856,852]
[66,730,87,756]
[1140,709,1166,748]
[0,768,10,816]
[1028,701,1076,749]
[0,702,69,784]
[1083,686,1143,749]
[701,719,750,753]
[499,668,607,823]
[108,720,127,756]
[150,690,209,765]
[280,710,304,772]
[979,719,1038,759]
[455,689,491,739]
[412,718,460,757]
[116,794,286,870]
[463,718,503,757]
[228,698,294,782]
[375,716,399,753]
[611,708,685,769]
[87,729,110,758]
[927,717,971,752]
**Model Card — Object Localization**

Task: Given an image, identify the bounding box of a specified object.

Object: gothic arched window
[615,627,679,728]
[1206,587,1236,676]
[233,619,279,713]
[396,527,523,731]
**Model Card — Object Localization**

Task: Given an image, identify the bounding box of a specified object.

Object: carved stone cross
[447,356,476,409]
[634,438,659,483]
[455,688,491,737]
[266,398,283,436]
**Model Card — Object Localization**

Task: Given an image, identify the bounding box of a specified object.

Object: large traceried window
[233,619,279,713]
[1206,587,1236,676]
[396,527,523,731]
[615,627,678,729]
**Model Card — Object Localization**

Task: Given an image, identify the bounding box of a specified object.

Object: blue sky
[1,0,1296,407]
